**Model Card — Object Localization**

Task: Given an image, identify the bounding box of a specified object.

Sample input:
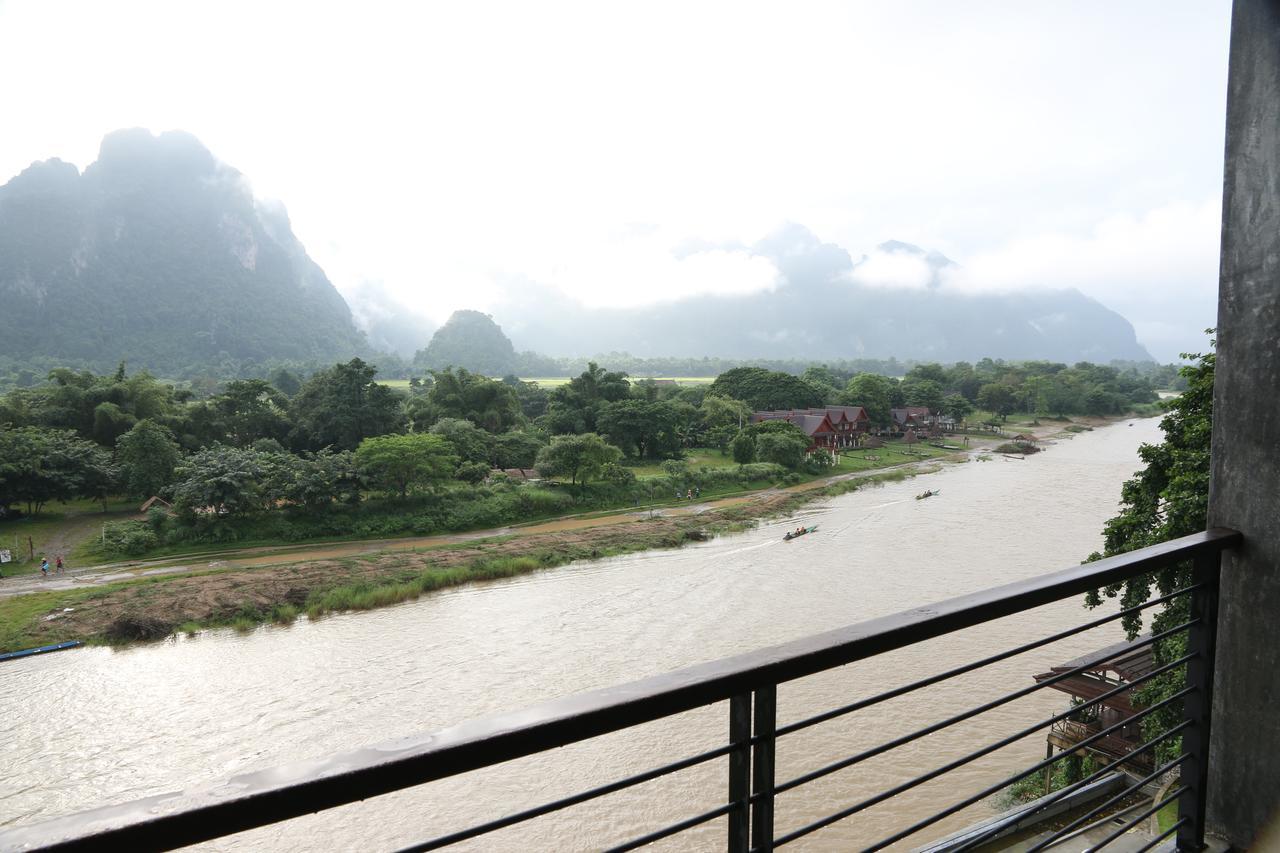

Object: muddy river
[0,418,1162,851]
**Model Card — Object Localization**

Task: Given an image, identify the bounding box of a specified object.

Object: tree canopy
[534,433,622,487]
[355,433,458,499]
[290,358,404,450]
[707,367,826,411]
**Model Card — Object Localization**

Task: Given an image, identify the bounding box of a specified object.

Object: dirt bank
[2,475,903,653]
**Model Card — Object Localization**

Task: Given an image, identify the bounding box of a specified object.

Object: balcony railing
[0,528,1240,852]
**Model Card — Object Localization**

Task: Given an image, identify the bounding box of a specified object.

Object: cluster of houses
[749,405,955,455]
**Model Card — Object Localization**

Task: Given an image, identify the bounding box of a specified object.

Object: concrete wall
[1207,0,1280,846]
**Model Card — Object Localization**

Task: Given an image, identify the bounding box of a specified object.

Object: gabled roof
[792,414,836,437]
[750,410,837,436]
[797,406,869,424]
[1032,635,1156,715]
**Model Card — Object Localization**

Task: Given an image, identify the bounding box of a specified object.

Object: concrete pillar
[1206,0,1280,845]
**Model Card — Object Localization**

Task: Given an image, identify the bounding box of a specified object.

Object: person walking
[55,555,64,574]
[40,557,49,578]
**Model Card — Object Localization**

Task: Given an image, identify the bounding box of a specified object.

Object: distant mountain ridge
[0,131,1154,375]
[495,225,1154,364]
[0,129,365,372]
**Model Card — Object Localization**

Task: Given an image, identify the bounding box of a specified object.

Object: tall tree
[425,368,523,433]
[841,373,896,427]
[707,367,825,411]
[977,383,1018,422]
[1085,347,1214,760]
[116,419,182,499]
[534,433,623,487]
[290,359,404,450]
[355,433,458,499]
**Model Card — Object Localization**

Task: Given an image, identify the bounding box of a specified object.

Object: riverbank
[0,412,1142,653]
[0,462,934,653]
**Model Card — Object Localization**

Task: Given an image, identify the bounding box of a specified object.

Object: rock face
[0,129,364,372]
[497,225,1155,363]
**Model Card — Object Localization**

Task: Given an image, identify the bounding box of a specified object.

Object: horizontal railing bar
[772,656,1194,848]
[1040,798,1156,850]
[772,622,1194,798]
[1083,786,1186,852]
[775,584,1198,739]
[1029,753,1189,852]
[1002,719,1193,852]
[1132,817,1186,853]
[396,740,739,852]
[601,802,735,853]
[0,529,1237,853]
[861,689,1195,852]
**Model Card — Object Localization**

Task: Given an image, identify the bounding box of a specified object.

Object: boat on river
[915,489,940,500]
[784,525,818,541]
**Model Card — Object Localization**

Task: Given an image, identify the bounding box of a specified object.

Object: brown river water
[0,418,1162,851]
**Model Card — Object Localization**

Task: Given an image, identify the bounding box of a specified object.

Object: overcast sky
[0,1,1231,361]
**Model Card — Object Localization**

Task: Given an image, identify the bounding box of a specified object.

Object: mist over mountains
[0,129,364,372]
[0,130,1154,376]
[493,225,1153,364]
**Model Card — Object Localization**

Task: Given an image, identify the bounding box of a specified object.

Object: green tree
[755,427,810,470]
[977,383,1018,422]
[731,431,756,464]
[597,399,679,458]
[942,394,973,424]
[425,368,524,433]
[841,373,896,428]
[171,446,273,517]
[534,433,623,487]
[355,433,458,499]
[541,363,631,434]
[0,427,116,514]
[270,449,361,509]
[116,419,182,499]
[1085,346,1214,761]
[900,377,944,413]
[489,429,547,469]
[428,417,490,465]
[290,359,404,451]
[707,367,825,411]
[208,379,292,447]
[700,395,752,452]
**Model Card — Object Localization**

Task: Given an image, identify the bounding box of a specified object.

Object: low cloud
[958,198,1221,360]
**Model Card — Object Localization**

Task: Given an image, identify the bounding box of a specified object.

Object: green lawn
[628,448,741,477]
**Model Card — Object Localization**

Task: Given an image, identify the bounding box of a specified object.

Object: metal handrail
[0,527,1241,852]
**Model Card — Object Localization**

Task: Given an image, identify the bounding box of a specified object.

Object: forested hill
[0,129,365,373]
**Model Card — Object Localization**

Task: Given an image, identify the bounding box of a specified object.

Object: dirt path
[0,453,956,601]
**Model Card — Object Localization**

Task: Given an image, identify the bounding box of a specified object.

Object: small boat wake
[783,525,818,541]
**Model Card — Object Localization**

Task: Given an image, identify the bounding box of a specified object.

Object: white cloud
[957,198,1221,360]
[849,250,938,290]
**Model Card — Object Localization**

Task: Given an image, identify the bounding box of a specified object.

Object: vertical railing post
[729,692,752,853]
[752,684,777,853]
[1178,549,1221,851]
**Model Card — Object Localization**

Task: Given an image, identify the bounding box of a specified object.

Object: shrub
[101,520,159,556]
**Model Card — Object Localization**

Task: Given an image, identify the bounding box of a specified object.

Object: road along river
[0,418,1162,851]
